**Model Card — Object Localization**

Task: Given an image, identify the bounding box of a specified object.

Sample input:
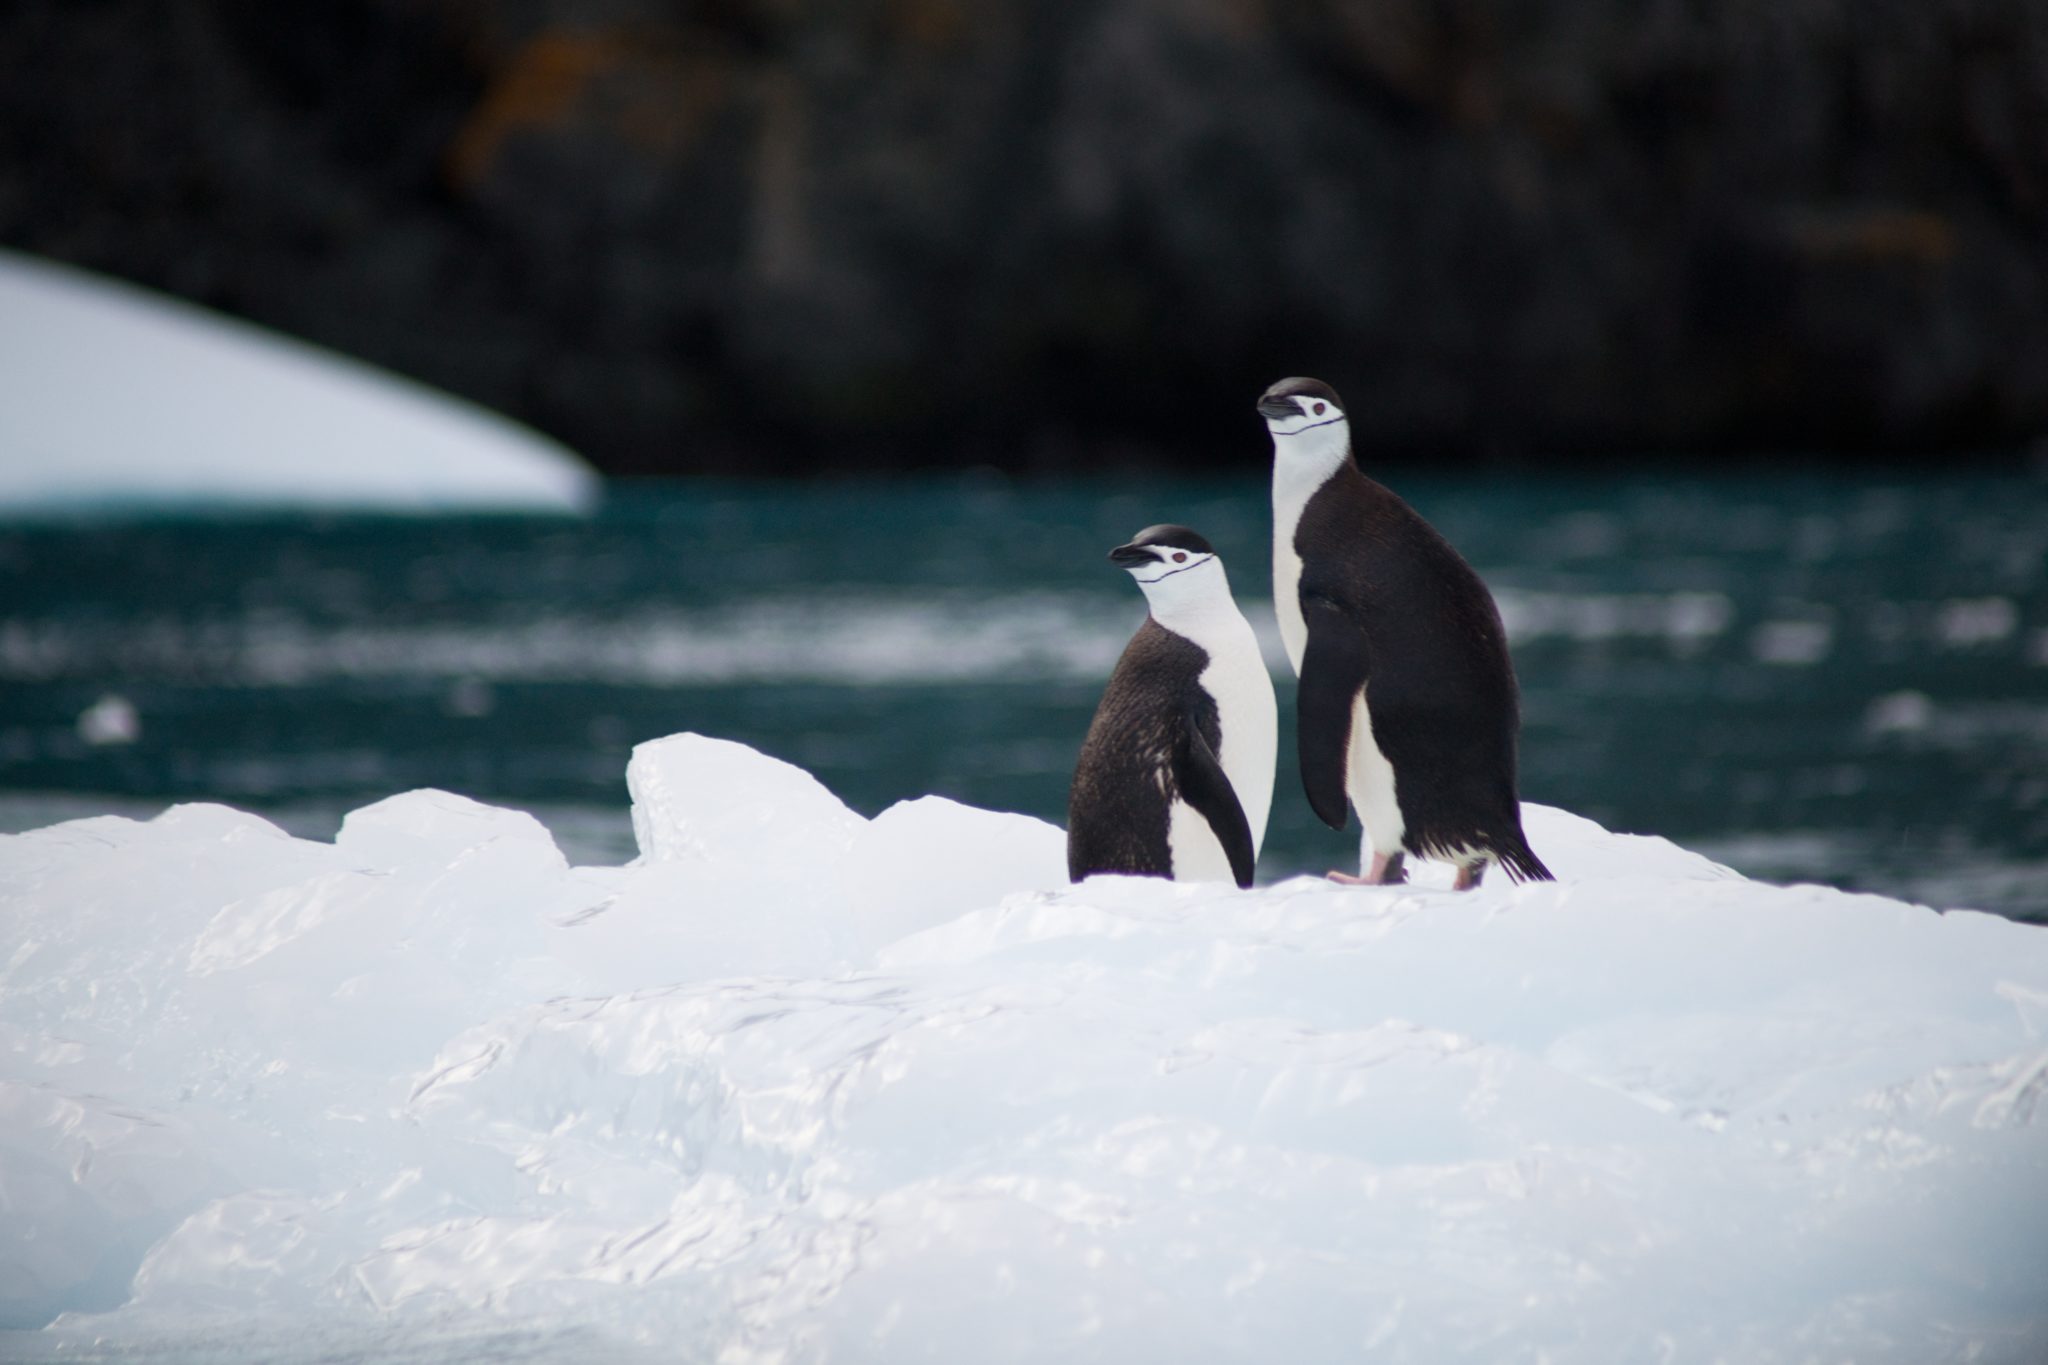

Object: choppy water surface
[3,469,2044,917]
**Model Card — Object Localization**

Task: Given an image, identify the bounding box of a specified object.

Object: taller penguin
[1069,525,1277,888]
[1260,376,1551,890]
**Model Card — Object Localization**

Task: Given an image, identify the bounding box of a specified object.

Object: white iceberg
[1,733,2044,1363]
[0,250,596,513]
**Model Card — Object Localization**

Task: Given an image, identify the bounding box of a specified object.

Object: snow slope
[0,250,596,513]
[1,734,2044,1363]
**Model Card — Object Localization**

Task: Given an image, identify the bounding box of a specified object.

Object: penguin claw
[1326,869,1372,884]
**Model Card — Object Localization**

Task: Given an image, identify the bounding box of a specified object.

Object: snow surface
[2,734,2045,1363]
[0,250,596,513]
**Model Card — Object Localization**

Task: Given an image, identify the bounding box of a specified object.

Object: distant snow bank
[0,250,597,513]
[1,734,2045,1364]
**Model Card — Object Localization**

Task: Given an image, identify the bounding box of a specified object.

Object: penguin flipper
[1174,721,1256,888]
[1297,591,1371,830]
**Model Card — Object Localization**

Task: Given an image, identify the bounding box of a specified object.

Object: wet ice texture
[2,734,2045,1363]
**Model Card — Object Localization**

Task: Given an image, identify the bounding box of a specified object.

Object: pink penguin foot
[1329,851,1408,886]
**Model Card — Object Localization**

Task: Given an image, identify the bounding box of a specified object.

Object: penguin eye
[1172,552,1188,563]
[1313,401,1327,416]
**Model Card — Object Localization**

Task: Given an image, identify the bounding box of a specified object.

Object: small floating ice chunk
[1751,618,1833,666]
[1865,689,1936,736]
[1936,597,2018,647]
[1666,590,1735,642]
[76,693,139,746]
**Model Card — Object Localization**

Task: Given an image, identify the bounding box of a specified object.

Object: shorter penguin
[1069,525,1278,888]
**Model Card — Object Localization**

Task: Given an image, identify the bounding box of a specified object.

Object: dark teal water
[3,470,2045,918]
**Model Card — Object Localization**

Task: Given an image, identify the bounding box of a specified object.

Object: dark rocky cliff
[4,0,2044,473]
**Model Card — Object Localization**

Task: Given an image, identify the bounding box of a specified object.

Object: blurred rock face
[4,0,2044,472]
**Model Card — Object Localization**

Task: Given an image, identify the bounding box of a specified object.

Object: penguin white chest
[1166,799,1238,882]
[1150,608,1277,881]
[1197,639,1277,856]
[1273,539,1306,675]
[1347,691,1404,858]
[1270,477,1319,676]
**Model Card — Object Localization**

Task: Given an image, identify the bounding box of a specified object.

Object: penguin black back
[1297,465,1546,877]
[1067,620,1247,883]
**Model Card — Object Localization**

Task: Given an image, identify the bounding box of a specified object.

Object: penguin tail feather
[1495,839,1554,884]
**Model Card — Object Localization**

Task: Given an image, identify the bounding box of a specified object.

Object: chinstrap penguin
[1261,376,1551,890]
[1068,525,1278,888]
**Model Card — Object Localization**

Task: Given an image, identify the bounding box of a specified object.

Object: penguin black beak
[1257,394,1305,420]
[1108,543,1156,567]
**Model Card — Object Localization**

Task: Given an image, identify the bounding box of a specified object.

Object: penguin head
[1257,376,1346,437]
[1109,526,1233,619]
[1110,524,1216,577]
[1260,377,1353,489]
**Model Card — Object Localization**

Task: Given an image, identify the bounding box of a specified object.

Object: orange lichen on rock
[1785,208,1957,267]
[885,0,965,52]
[446,30,624,188]
[445,28,738,189]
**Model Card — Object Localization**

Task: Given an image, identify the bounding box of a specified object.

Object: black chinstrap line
[1131,556,1215,585]
[1272,415,1347,435]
